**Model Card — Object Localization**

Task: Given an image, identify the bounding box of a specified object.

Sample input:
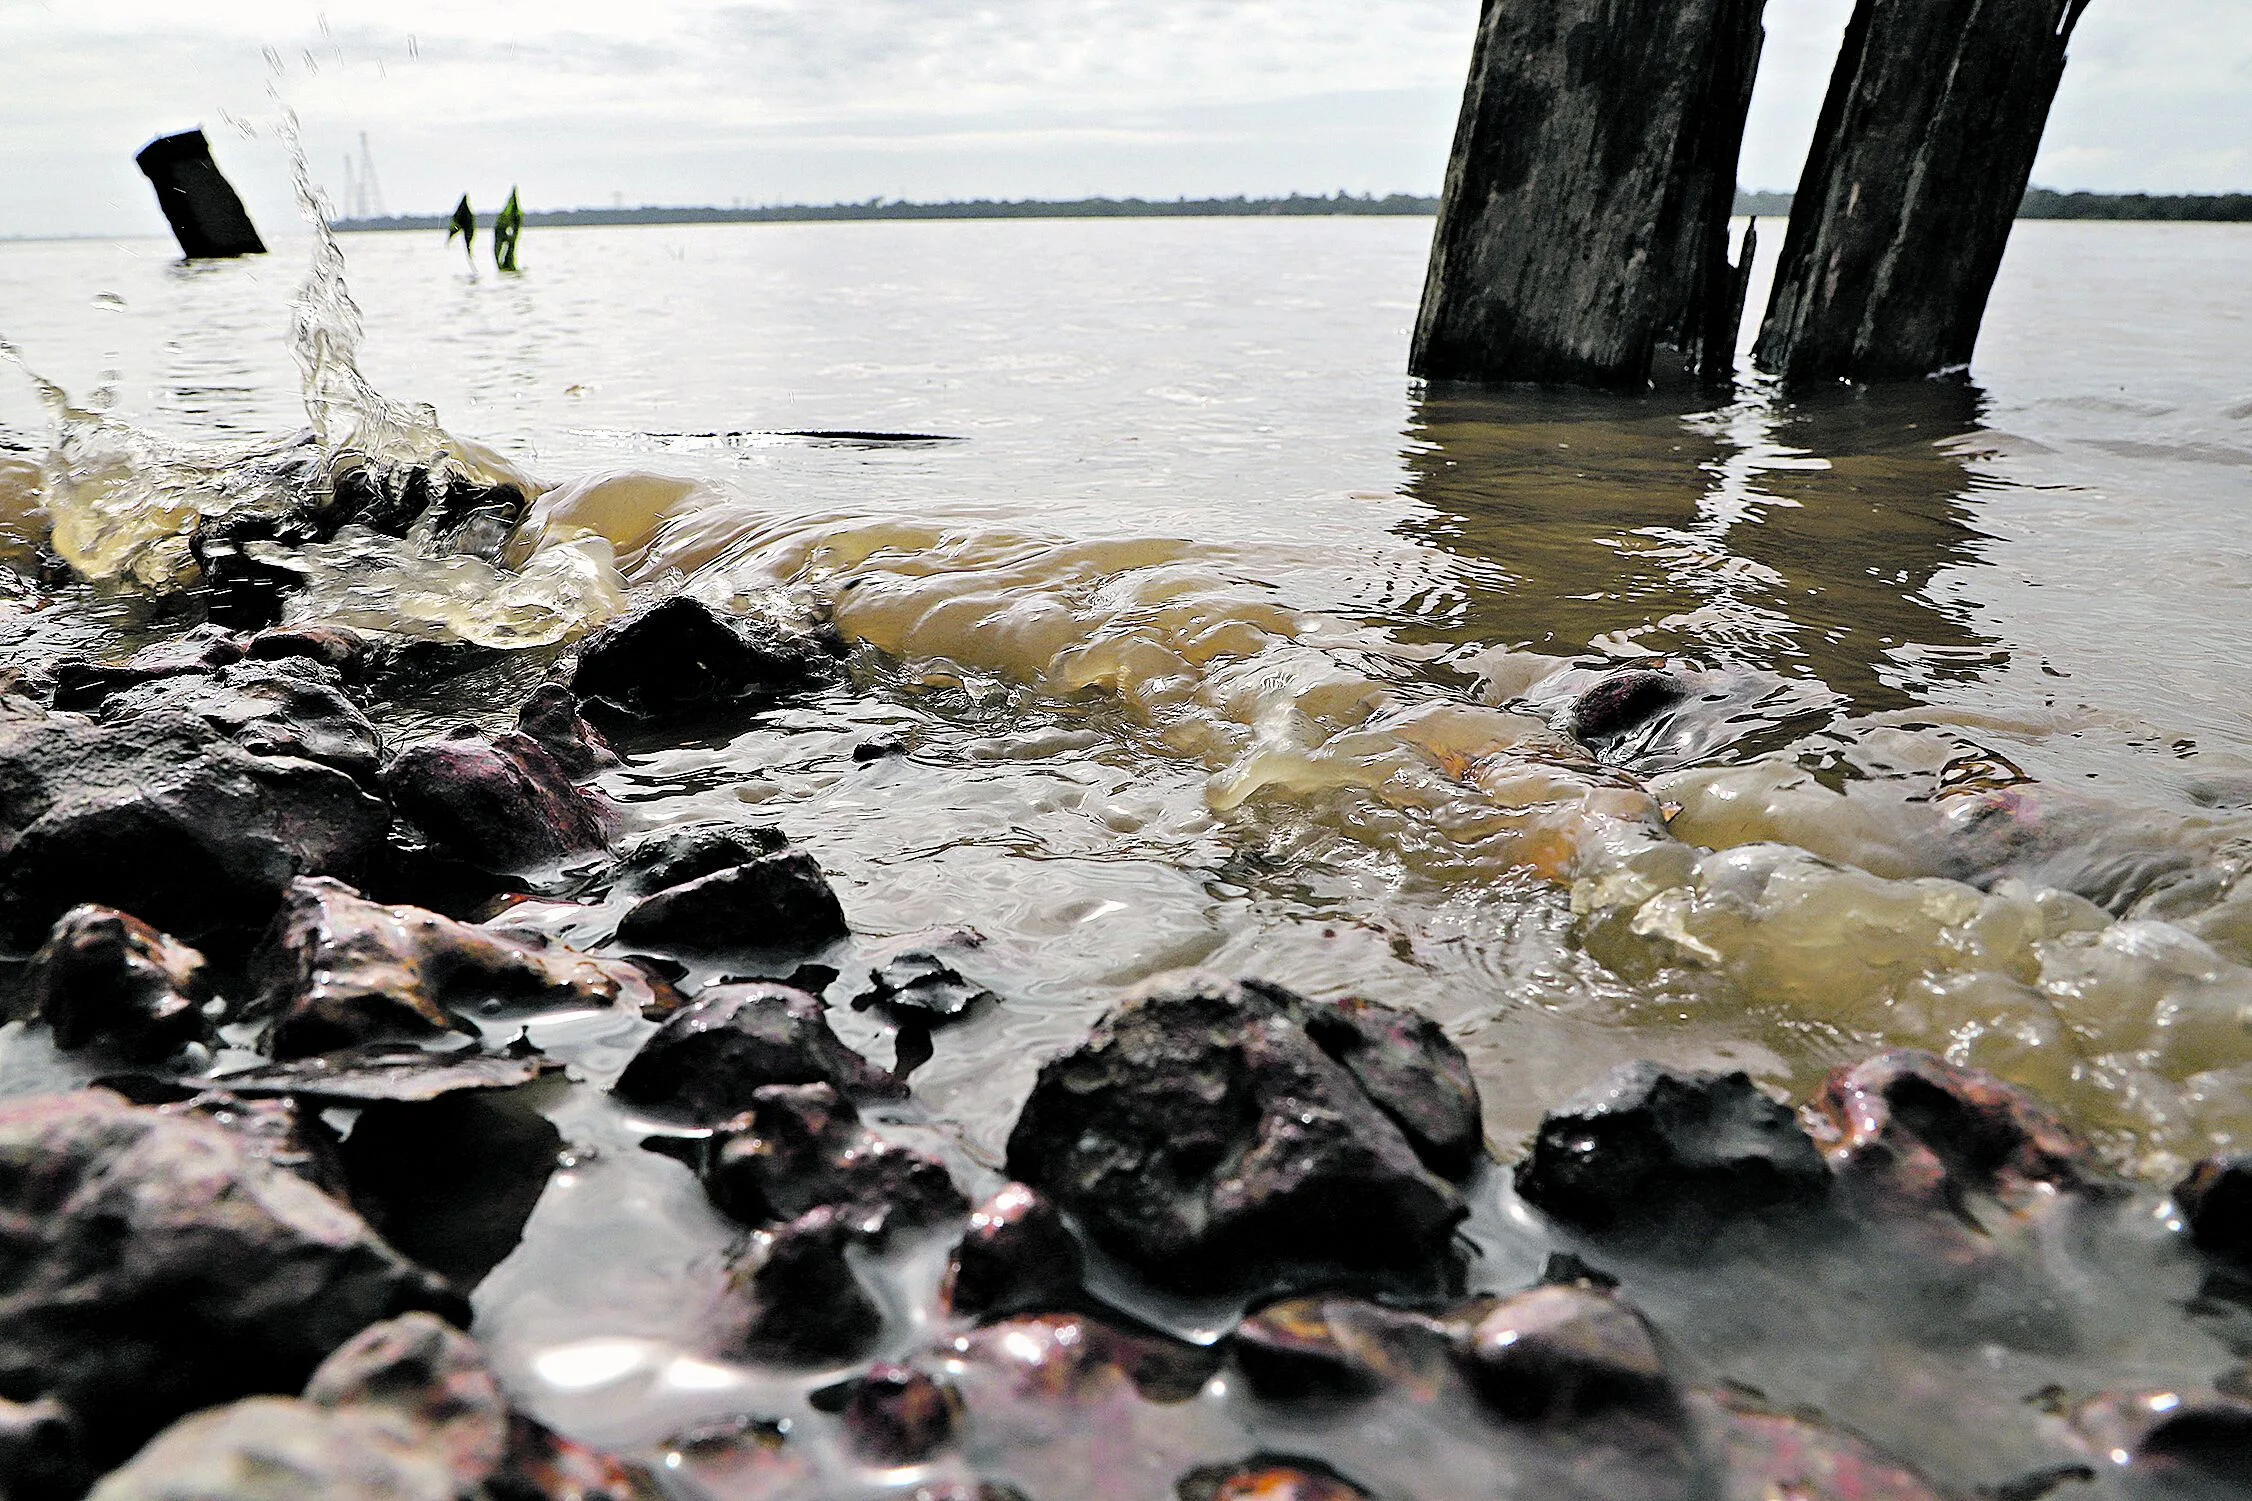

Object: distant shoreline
[328,187,2252,233]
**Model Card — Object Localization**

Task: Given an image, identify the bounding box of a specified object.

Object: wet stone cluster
[0,576,2248,1500]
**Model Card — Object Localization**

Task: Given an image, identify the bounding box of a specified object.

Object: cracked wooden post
[134,129,267,260]
[1411,0,1768,389]
[1754,0,2091,383]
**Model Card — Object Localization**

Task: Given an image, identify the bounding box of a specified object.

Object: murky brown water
[2,210,2250,1496]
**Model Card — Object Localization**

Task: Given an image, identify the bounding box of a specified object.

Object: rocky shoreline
[1,473,2250,1499]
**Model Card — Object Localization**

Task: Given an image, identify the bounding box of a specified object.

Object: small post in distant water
[494,189,523,272]
[448,196,476,264]
[1411,0,1768,389]
[134,129,266,259]
[1754,0,2092,382]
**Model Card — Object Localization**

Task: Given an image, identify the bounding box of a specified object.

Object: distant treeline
[331,187,2252,233]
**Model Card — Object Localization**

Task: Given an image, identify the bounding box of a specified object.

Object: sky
[2,0,2247,239]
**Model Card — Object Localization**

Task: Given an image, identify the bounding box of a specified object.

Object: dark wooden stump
[134,130,266,260]
[1754,0,2091,383]
[1411,0,1768,390]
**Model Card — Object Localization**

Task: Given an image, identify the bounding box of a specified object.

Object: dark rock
[1514,1062,1828,1237]
[703,1082,964,1238]
[246,877,677,1060]
[1567,670,1689,747]
[943,1182,1084,1319]
[24,904,214,1061]
[841,1364,959,1465]
[1464,1284,1676,1423]
[852,736,907,763]
[721,1206,884,1363]
[0,1090,464,1473]
[614,982,902,1122]
[1004,975,1470,1295]
[853,949,998,1023]
[1232,1295,1466,1401]
[0,1396,88,1501]
[383,729,617,876]
[0,703,389,950]
[615,849,850,957]
[154,1090,351,1200]
[2176,1155,2252,1263]
[88,1312,640,1501]
[1176,1458,1372,1501]
[339,1087,564,1288]
[50,624,245,710]
[191,506,330,629]
[246,624,371,681]
[327,461,529,561]
[1290,987,1484,1177]
[571,595,838,727]
[1698,1389,1953,1501]
[514,683,620,779]
[102,658,382,784]
[1806,1049,2107,1216]
[133,128,265,259]
[613,821,791,897]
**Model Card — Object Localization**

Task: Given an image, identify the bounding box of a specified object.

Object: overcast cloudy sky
[3,0,2247,239]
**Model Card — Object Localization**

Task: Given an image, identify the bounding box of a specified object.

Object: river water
[3,214,2251,1493]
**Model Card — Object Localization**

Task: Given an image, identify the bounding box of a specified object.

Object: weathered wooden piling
[1411,0,1768,389]
[1754,0,2091,383]
[134,129,266,260]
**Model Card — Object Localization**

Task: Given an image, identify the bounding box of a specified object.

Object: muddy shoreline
[1,480,2249,1499]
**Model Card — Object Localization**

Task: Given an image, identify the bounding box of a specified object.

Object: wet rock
[1288,987,1483,1177]
[613,820,791,896]
[615,849,850,957]
[153,1089,351,1199]
[1806,1049,2107,1216]
[841,1363,960,1465]
[49,624,246,711]
[0,703,389,949]
[703,1081,964,1238]
[1005,975,1471,1295]
[852,948,999,1023]
[102,657,383,784]
[383,728,617,876]
[721,1205,885,1363]
[1567,669,1688,747]
[571,594,839,728]
[340,1086,564,1287]
[1464,1284,1675,1423]
[2072,1388,2252,1491]
[246,623,371,681]
[24,904,215,1061]
[514,682,619,779]
[89,1312,639,1501]
[1176,1457,1372,1501]
[853,736,907,763]
[246,877,676,1060]
[1232,1295,1466,1402]
[0,1090,463,1473]
[945,1313,1223,1406]
[1514,1062,1828,1238]
[0,1397,88,1501]
[943,1182,1084,1319]
[2174,1154,2252,1264]
[1698,1390,1953,1501]
[613,981,902,1122]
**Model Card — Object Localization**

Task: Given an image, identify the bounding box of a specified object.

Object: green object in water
[447,195,475,263]
[495,188,522,273]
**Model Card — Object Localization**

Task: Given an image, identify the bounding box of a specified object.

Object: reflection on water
[1400,379,2004,717]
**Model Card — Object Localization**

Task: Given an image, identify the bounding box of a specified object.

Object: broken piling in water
[1411,0,1768,389]
[134,129,266,260]
[1753,0,2092,382]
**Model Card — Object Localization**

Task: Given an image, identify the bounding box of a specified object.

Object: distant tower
[352,133,386,220]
